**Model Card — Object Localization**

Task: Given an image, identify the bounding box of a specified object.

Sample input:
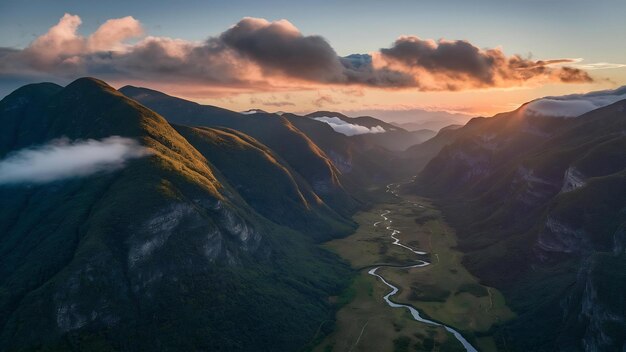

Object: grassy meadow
[315,189,515,352]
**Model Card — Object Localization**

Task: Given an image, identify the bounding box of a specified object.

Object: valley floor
[314,184,515,352]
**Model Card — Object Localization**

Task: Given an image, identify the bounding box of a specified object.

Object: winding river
[367,183,478,352]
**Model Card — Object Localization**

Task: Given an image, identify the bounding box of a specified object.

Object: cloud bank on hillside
[525,86,626,117]
[313,116,386,136]
[0,136,151,184]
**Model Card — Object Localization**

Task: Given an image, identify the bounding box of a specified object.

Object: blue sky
[2,0,624,61]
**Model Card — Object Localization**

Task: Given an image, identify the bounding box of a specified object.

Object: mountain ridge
[0,78,354,351]
[410,97,626,351]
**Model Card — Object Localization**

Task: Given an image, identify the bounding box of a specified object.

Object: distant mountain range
[0,78,624,351]
[345,108,472,132]
[304,110,436,151]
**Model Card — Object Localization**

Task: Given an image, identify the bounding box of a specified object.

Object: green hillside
[0,78,352,351]
[175,125,356,241]
[120,86,361,217]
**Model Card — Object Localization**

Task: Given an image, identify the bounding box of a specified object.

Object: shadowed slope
[412,99,626,351]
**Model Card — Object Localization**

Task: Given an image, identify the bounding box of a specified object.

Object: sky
[0,0,625,119]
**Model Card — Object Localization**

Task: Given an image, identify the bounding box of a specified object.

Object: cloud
[87,16,144,52]
[572,62,626,70]
[565,58,626,70]
[313,116,386,136]
[249,95,295,107]
[313,94,340,107]
[7,14,142,71]
[219,17,345,82]
[375,36,592,90]
[524,86,626,117]
[0,14,593,95]
[0,136,151,184]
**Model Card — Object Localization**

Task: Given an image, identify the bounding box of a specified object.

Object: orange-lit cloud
[0,14,593,96]
[12,14,143,70]
[313,94,340,107]
[374,36,592,90]
[87,16,144,52]
[249,95,295,107]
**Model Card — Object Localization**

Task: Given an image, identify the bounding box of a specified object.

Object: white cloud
[525,86,626,117]
[571,62,626,70]
[313,116,386,136]
[240,109,266,115]
[0,136,151,184]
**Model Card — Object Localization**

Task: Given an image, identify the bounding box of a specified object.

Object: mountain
[396,123,465,174]
[345,108,472,132]
[0,78,352,351]
[410,128,437,141]
[9,78,622,351]
[240,109,268,115]
[411,98,626,351]
[0,82,65,154]
[390,122,426,131]
[120,86,361,216]
[306,110,402,131]
[306,110,434,151]
[120,87,415,192]
[173,125,355,241]
[281,113,403,188]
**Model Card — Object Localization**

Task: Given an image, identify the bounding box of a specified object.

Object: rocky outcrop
[328,150,352,173]
[560,255,626,352]
[52,199,267,334]
[449,148,491,182]
[536,216,589,256]
[561,167,586,193]
[613,226,626,255]
[512,166,558,206]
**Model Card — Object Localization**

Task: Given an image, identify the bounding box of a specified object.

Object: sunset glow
[2,2,625,351]
[2,1,625,119]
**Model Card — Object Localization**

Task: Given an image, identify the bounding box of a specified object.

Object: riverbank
[314,184,514,352]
